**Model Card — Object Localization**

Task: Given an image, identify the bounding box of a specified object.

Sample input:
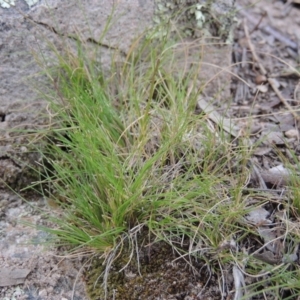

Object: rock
[285,128,299,139]
[0,194,88,300]
[0,144,41,189]
[0,268,31,287]
[0,0,235,186]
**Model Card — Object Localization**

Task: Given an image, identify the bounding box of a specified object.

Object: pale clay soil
[0,0,300,299]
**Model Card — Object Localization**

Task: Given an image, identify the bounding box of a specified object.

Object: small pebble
[285,129,299,139]
[255,74,267,84]
[20,146,27,152]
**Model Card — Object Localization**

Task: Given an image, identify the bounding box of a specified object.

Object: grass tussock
[34,21,300,299]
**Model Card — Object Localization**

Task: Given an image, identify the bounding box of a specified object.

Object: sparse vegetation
[33,11,300,300]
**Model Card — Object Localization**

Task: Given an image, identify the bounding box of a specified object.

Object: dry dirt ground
[0,0,300,299]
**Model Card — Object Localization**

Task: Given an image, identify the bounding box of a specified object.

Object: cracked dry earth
[1,0,300,299]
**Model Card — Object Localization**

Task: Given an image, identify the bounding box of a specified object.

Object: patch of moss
[85,235,210,300]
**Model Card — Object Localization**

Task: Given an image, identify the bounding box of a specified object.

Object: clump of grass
[34,20,300,299]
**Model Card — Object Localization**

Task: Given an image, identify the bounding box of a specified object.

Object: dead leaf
[260,165,292,187]
[197,97,239,137]
[257,226,278,253]
[233,266,246,300]
[246,207,271,226]
[276,113,295,123]
[264,131,285,145]
[254,147,272,156]
[252,250,281,265]
[0,268,31,287]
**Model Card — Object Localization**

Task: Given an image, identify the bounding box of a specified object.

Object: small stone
[0,199,9,209]
[255,74,267,84]
[20,146,27,153]
[285,129,299,139]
